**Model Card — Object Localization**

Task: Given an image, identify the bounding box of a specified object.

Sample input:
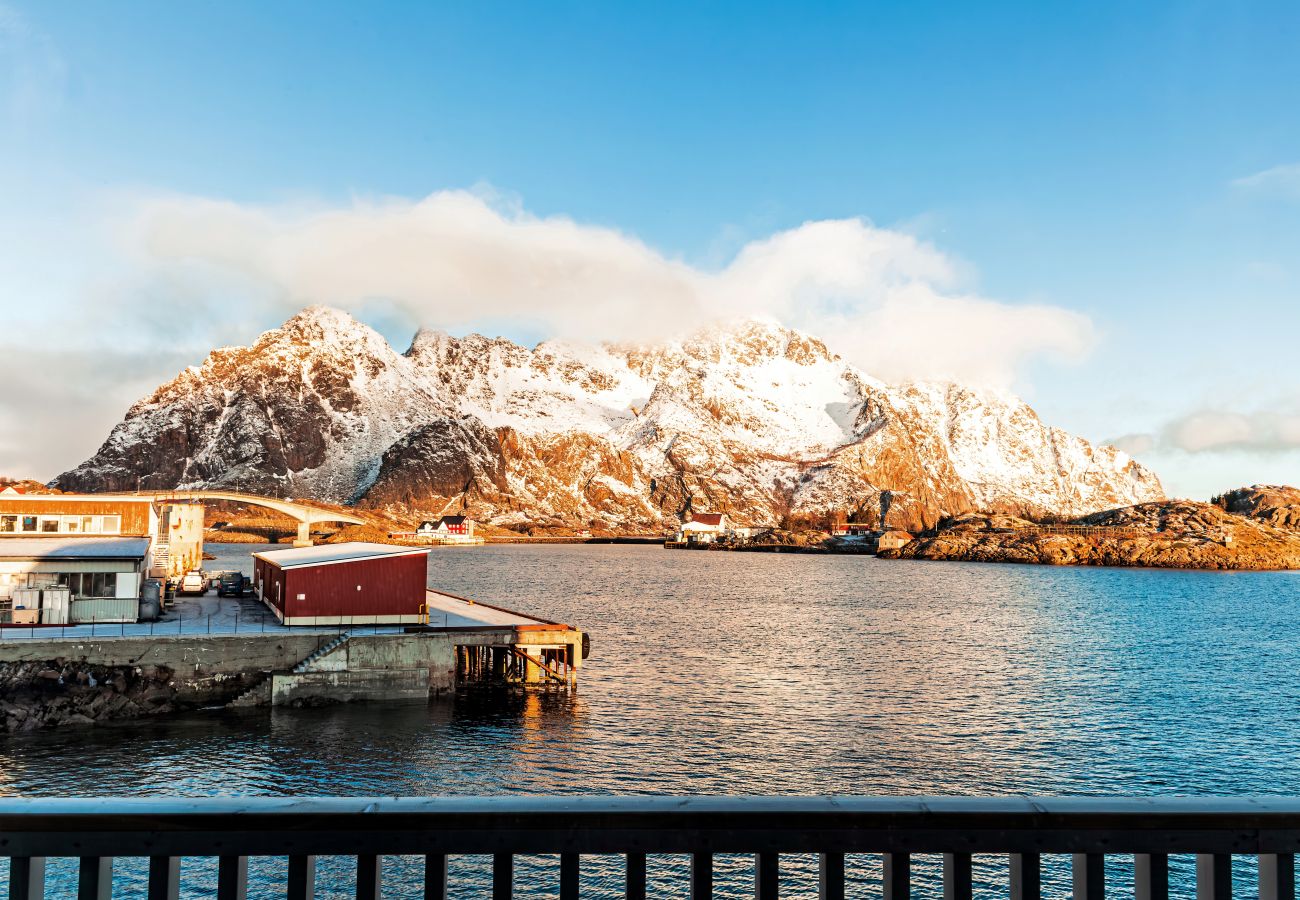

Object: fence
[0,796,1298,898]
[0,610,455,640]
[1024,525,1144,538]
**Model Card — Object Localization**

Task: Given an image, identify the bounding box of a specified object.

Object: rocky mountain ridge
[882,484,1300,569]
[54,306,1165,532]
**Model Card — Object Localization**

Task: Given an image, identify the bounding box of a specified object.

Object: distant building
[876,530,912,552]
[418,515,475,538]
[833,523,875,538]
[676,512,727,544]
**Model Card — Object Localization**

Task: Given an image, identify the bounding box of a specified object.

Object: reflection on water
[1,545,1298,896]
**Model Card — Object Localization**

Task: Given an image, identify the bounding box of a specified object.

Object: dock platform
[0,585,587,729]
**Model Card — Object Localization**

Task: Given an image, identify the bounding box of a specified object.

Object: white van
[179,571,207,595]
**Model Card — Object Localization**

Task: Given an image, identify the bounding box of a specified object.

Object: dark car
[216,572,251,597]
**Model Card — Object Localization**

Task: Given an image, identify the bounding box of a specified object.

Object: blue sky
[2,1,1299,495]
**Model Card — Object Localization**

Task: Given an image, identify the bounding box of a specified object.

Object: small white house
[676,513,727,544]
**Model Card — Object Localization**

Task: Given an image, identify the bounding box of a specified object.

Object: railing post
[493,853,513,900]
[1011,853,1042,900]
[1261,855,1295,900]
[218,855,248,900]
[423,853,447,900]
[148,855,180,900]
[754,852,779,899]
[691,852,713,899]
[626,852,647,900]
[818,853,845,900]
[8,856,45,900]
[560,853,580,900]
[287,855,316,900]
[1196,854,1231,900]
[944,853,972,900]
[356,854,381,900]
[1135,854,1168,900]
[1073,853,1105,900]
[884,853,911,900]
[78,856,112,900]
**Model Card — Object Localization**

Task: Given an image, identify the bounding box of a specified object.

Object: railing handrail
[5,795,1300,857]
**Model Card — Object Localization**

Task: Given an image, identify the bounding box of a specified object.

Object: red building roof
[690,513,724,526]
[254,542,429,569]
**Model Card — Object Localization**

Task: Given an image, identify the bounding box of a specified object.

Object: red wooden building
[252,542,431,626]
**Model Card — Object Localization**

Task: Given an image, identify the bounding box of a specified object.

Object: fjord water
[2,544,1298,898]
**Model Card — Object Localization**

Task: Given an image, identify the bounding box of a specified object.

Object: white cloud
[1107,433,1156,457]
[1110,406,1300,456]
[0,187,1098,479]
[1231,162,1300,200]
[130,188,1094,386]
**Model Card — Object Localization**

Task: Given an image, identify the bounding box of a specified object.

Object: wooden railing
[1,796,1298,898]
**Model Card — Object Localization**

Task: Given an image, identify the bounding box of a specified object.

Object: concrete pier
[0,588,586,730]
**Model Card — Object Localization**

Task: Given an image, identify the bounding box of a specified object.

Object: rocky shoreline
[879,485,1300,570]
[0,660,183,731]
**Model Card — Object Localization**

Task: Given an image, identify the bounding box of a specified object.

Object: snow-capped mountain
[54,306,1164,531]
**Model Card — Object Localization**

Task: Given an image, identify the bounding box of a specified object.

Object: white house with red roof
[675,512,727,544]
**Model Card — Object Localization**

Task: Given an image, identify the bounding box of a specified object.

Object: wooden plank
[1073,853,1105,900]
[1261,855,1295,900]
[561,853,580,900]
[754,852,779,899]
[1135,854,1168,900]
[217,855,248,900]
[8,857,45,900]
[691,851,713,900]
[493,853,513,900]
[78,856,112,900]
[1196,854,1231,900]
[287,855,316,900]
[356,854,381,900]
[943,853,972,900]
[626,852,647,900]
[1010,853,1041,900]
[884,853,911,900]
[818,853,845,900]
[147,856,180,900]
[424,853,447,900]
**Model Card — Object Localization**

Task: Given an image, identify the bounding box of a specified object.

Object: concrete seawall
[0,633,333,731]
[0,625,584,730]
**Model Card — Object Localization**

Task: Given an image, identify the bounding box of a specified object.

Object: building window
[0,516,15,533]
[101,515,121,534]
[20,516,36,532]
[63,516,80,533]
[58,572,117,598]
[81,516,96,533]
[40,517,59,533]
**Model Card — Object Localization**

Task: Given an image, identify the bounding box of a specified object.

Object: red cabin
[252,542,431,626]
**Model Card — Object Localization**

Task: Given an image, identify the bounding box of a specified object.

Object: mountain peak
[676,317,837,367]
[54,304,1165,530]
[258,305,396,358]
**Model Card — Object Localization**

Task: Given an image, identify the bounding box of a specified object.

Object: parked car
[179,571,208,595]
[217,572,251,598]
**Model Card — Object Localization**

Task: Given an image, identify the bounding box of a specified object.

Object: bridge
[109,490,367,546]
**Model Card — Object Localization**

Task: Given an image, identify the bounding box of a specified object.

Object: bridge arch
[134,490,367,546]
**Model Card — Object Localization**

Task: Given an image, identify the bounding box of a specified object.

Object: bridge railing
[1,796,1298,898]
